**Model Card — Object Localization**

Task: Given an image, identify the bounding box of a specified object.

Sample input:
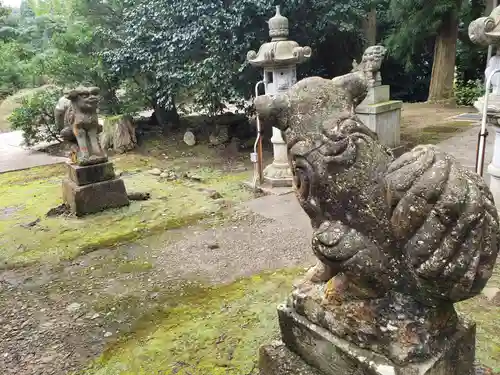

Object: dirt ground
[400,102,477,148]
[0,199,315,375]
[401,102,475,128]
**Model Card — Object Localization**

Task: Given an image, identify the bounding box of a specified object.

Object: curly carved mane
[386,145,500,302]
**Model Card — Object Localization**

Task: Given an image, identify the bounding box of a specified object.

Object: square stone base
[355,100,402,148]
[66,161,115,186]
[62,178,129,217]
[265,305,476,375]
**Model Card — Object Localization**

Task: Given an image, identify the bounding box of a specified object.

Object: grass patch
[117,260,153,274]
[401,120,474,149]
[80,268,303,375]
[457,269,500,372]
[0,153,253,268]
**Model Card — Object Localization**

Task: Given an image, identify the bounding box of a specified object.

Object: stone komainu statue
[255,76,500,364]
[56,86,106,165]
[351,44,387,87]
[255,76,499,305]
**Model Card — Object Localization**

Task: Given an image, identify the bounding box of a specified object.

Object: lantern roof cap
[268,6,288,40]
[246,6,312,68]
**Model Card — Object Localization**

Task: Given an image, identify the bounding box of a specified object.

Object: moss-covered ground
[80,269,303,375]
[72,265,500,375]
[0,141,255,269]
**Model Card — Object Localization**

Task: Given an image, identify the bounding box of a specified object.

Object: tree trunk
[427,6,460,103]
[153,98,180,131]
[153,103,169,128]
[486,0,496,16]
[100,115,137,153]
[100,89,121,115]
[362,6,377,47]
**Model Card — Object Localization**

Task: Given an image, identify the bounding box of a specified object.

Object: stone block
[359,85,390,106]
[355,100,403,148]
[62,178,129,217]
[277,304,476,375]
[66,161,115,186]
[259,341,323,375]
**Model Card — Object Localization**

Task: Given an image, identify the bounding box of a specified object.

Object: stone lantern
[247,6,312,187]
[469,6,500,205]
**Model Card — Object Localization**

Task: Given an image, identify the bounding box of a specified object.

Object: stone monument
[349,45,402,149]
[254,75,500,374]
[57,86,129,216]
[469,7,500,207]
[247,6,312,187]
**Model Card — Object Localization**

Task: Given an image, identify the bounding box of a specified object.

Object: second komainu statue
[56,86,107,166]
[255,75,500,374]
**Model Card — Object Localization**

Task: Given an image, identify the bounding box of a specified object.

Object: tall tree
[386,0,463,102]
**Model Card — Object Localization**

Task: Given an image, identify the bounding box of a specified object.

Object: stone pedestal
[260,304,476,375]
[263,126,293,187]
[355,85,402,148]
[62,161,129,216]
[474,94,500,208]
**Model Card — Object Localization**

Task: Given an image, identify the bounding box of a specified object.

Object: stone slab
[62,178,129,217]
[259,341,323,375]
[66,161,115,186]
[359,85,390,106]
[278,304,476,375]
[449,113,481,122]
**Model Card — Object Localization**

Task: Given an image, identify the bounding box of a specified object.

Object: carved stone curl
[58,86,106,166]
[255,76,500,365]
[468,6,500,47]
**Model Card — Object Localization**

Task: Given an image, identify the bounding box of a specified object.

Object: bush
[454,79,484,106]
[8,87,64,146]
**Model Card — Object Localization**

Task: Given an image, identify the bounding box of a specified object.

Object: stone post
[469,6,500,207]
[487,116,500,204]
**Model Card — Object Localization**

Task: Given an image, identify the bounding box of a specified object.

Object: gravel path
[0,131,66,174]
[0,194,315,375]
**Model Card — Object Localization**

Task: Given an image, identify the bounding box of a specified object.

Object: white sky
[3,0,21,8]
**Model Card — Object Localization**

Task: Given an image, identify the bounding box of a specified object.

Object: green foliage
[386,0,462,67]
[99,0,377,119]
[454,79,484,106]
[456,0,487,83]
[383,0,469,101]
[116,80,150,116]
[0,41,32,98]
[0,0,492,117]
[8,87,63,145]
